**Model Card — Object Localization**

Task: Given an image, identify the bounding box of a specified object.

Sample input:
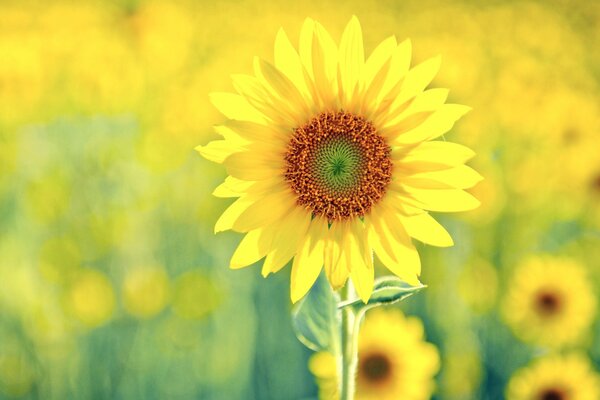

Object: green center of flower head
[312,137,364,193]
[285,111,392,221]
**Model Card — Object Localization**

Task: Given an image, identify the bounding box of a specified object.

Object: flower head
[309,309,440,400]
[506,353,600,400]
[198,16,480,302]
[502,256,596,348]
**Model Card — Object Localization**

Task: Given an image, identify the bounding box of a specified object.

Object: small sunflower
[197,16,480,302]
[502,256,596,348]
[309,309,440,400]
[506,353,600,400]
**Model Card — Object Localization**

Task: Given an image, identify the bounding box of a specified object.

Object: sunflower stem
[339,281,359,400]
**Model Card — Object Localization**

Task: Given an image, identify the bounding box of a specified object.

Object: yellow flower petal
[376,39,412,106]
[362,35,396,89]
[299,18,315,78]
[393,141,476,169]
[230,226,276,269]
[224,150,283,181]
[347,220,374,303]
[367,205,421,280]
[394,55,441,106]
[232,190,295,232]
[400,165,483,189]
[399,187,481,212]
[256,58,309,122]
[232,72,296,126]
[195,140,244,164]
[392,104,472,144]
[214,196,254,233]
[209,92,266,123]
[212,176,253,198]
[312,22,339,108]
[338,15,364,106]
[400,213,453,247]
[291,217,328,303]
[220,120,287,146]
[324,221,350,290]
[261,207,311,276]
[274,27,311,100]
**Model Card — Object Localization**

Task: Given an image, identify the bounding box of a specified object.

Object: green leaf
[291,272,341,354]
[338,276,425,310]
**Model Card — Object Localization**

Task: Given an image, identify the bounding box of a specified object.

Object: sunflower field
[1,0,600,399]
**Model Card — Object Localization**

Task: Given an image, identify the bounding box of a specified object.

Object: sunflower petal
[291,217,328,303]
[312,22,339,107]
[232,191,294,232]
[367,205,421,279]
[400,213,453,247]
[392,104,472,144]
[347,220,373,303]
[400,187,481,212]
[338,16,364,105]
[195,140,244,164]
[209,92,266,123]
[223,150,282,181]
[230,226,276,269]
[262,207,311,276]
[324,222,350,289]
[395,55,441,105]
[400,165,483,189]
[213,176,253,198]
[274,28,311,98]
[257,58,309,121]
[214,196,255,233]
[393,141,475,168]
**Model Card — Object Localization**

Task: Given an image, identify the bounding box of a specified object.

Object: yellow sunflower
[502,256,596,348]
[506,353,600,400]
[309,309,440,400]
[197,16,480,302]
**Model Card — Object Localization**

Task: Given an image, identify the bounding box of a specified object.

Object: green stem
[339,282,360,400]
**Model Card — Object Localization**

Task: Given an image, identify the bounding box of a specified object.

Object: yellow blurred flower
[506,353,600,400]
[502,256,596,348]
[122,265,170,319]
[65,269,116,328]
[171,270,220,320]
[310,309,439,400]
[198,16,479,303]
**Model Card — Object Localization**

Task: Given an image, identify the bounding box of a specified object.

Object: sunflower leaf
[292,272,341,354]
[338,276,425,310]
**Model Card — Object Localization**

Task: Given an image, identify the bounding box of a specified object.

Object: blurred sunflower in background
[506,353,600,400]
[198,16,480,302]
[501,256,596,348]
[309,309,439,400]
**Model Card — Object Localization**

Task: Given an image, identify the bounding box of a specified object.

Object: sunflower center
[535,290,562,316]
[539,388,568,400]
[359,353,393,384]
[284,111,392,221]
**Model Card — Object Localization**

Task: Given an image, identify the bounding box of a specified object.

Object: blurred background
[1,0,600,399]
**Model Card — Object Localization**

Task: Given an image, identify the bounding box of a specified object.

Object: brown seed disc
[284,111,392,221]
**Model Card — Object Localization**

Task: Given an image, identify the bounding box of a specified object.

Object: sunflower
[309,309,440,400]
[501,256,596,348]
[197,16,480,302]
[506,353,600,400]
